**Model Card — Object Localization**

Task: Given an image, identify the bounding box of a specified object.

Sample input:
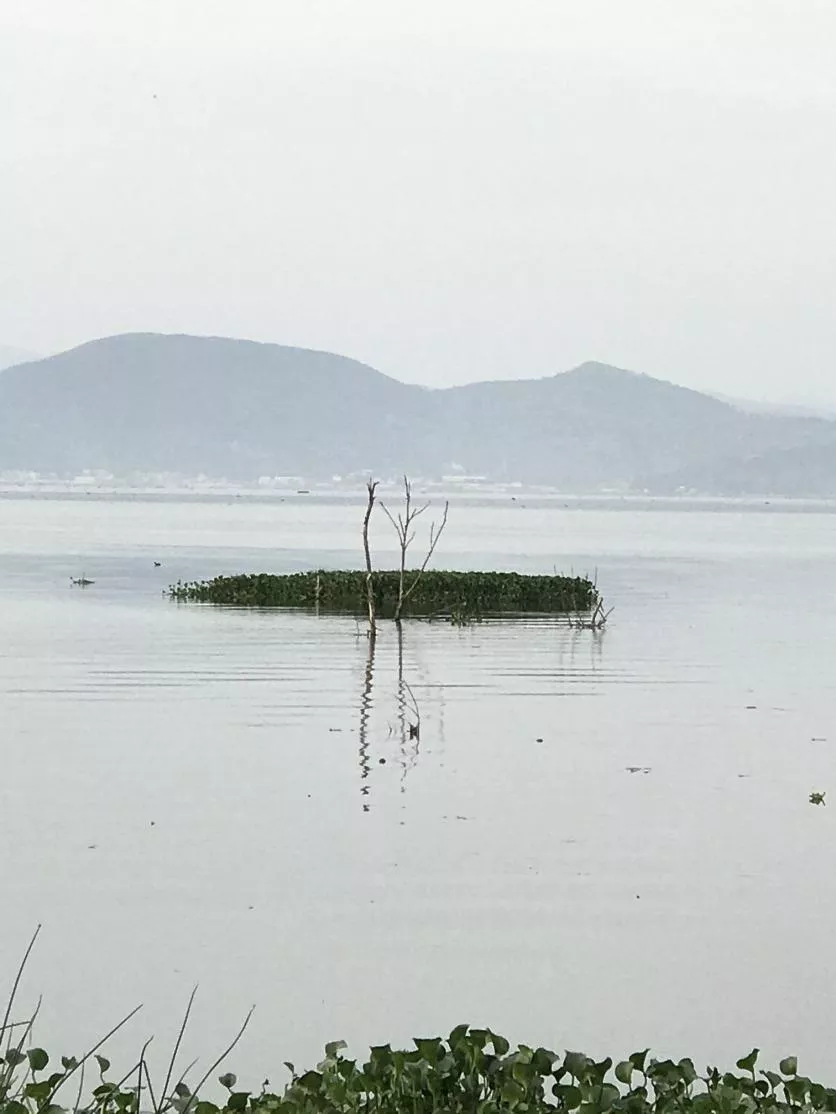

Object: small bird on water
[154,561,162,567]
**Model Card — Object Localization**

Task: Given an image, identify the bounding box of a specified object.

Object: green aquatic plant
[0,1019,832,1114]
[169,569,598,618]
[809,791,826,806]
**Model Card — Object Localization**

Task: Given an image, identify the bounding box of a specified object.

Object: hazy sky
[2,1,835,403]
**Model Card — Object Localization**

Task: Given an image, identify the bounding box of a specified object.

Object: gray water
[2,493,836,1084]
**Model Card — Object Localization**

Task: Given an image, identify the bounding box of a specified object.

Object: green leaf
[324,1041,347,1060]
[501,1078,525,1105]
[296,1071,323,1092]
[678,1058,698,1085]
[491,1032,510,1057]
[553,1083,583,1109]
[4,1049,26,1068]
[24,1080,52,1103]
[533,1047,557,1074]
[195,1103,220,1114]
[564,1052,590,1080]
[61,1056,79,1071]
[785,1077,809,1104]
[629,1050,650,1073]
[599,1083,621,1110]
[96,1055,111,1075]
[28,1048,49,1073]
[219,1074,237,1091]
[414,1038,442,1063]
[615,1062,634,1086]
[227,1092,250,1111]
[449,1024,470,1049]
[174,1082,191,1098]
[736,1049,759,1075]
[780,1056,798,1077]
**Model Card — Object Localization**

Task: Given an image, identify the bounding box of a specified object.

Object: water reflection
[395,622,421,794]
[358,629,375,812]
[357,622,423,811]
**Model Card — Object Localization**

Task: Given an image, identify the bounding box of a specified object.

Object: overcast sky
[2,0,835,404]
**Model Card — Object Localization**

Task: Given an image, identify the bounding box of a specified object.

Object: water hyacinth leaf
[414,1038,442,1062]
[3,1104,27,1114]
[297,1070,323,1091]
[534,1047,557,1074]
[737,1049,759,1074]
[564,1052,590,1079]
[490,1032,510,1057]
[324,1041,347,1060]
[218,1074,237,1091]
[227,1092,250,1111]
[449,1024,470,1048]
[592,1057,614,1083]
[780,1056,799,1077]
[195,1103,220,1114]
[763,1071,782,1089]
[24,1081,52,1103]
[678,1058,698,1084]
[629,1050,650,1073]
[615,1061,634,1085]
[174,1082,191,1098]
[5,1049,26,1067]
[61,1056,78,1071]
[368,1045,392,1068]
[553,1083,583,1108]
[95,1054,111,1075]
[512,1059,536,1086]
[468,1028,489,1051]
[785,1077,809,1103]
[28,1048,49,1073]
[501,1078,525,1104]
[599,1083,621,1110]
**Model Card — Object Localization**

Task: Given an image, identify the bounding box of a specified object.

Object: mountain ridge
[1,332,834,495]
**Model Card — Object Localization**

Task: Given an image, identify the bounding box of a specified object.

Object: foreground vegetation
[0,1025,831,1114]
[168,570,598,618]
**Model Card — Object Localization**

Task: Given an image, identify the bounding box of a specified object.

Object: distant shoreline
[2,484,836,514]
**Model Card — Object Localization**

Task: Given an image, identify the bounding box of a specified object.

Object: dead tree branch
[569,595,614,631]
[362,478,378,637]
[380,475,448,621]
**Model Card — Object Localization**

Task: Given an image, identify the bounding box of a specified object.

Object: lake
[2,492,836,1086]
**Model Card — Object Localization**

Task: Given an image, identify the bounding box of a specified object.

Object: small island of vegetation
[169,568,598,618]
[169,477,607,627]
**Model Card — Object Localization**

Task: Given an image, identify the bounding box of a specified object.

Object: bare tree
[380,475,449,622]
[362,478,378,636]
[569,595,614,631]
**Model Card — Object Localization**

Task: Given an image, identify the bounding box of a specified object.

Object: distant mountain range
[1,332,835,496]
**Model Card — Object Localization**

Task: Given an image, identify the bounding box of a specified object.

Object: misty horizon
[3,1,835,408]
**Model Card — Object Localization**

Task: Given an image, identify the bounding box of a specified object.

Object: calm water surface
[2,494,836,1081]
